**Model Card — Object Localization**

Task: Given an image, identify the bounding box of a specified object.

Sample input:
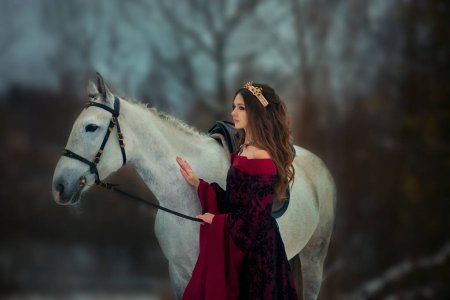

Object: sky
[0,0,401,118]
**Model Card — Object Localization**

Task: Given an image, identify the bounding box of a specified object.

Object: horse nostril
[56,183,64,195]
[53,175,73,203]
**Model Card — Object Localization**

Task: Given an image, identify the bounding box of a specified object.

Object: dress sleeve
[212,174,275,253]
[197,178,227,215]
[184,204,245,299]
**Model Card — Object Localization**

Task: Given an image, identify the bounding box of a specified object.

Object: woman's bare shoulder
[239,146,272,159]
[252,149,272,159]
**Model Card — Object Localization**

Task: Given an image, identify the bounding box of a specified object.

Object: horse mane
[124,97,205,137]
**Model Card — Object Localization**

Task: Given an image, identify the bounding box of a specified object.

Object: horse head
[52,73,126,205]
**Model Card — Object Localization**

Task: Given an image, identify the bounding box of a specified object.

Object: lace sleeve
[197,178,227,214]
[216,173,276,252]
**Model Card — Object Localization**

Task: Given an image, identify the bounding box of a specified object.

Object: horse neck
[119,100,222,208]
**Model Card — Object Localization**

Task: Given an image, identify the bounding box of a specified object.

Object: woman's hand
[176,156,200,188]
[196,212,215,225]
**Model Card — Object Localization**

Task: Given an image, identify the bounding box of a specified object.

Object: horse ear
[86,72,114,103]
[87,80,99,100]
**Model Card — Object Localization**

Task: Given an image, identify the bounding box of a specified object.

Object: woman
[176,82,298,299]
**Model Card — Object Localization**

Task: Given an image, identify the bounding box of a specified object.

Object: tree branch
[344,242,450,299]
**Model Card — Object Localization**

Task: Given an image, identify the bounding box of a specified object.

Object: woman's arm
[207,174,276,252]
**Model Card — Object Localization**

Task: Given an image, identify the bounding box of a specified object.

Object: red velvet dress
[182,151,298,299]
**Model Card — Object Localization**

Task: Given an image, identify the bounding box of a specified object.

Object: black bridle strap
[115,117,126,165]
[99,184,202,222]
[62,96,126,184]
[86,98,126,167]
[62,149,100,179]
[93,118,115,165]
[85,101,119,116]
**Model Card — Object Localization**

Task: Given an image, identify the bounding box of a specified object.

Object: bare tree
[121,0,294,119]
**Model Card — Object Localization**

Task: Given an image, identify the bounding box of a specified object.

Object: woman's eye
[85,124,99,132]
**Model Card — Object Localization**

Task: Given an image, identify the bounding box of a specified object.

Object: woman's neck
[244,129,253,145]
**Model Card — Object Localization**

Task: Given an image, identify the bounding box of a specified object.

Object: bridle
[61,96,126,189]
[60,96,202,222]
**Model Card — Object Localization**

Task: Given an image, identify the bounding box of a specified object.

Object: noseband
[61,96,126,188]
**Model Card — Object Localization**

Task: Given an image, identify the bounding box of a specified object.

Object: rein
[61,96,202,223]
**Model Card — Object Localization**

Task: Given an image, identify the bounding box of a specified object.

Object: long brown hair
[234,83,295,201]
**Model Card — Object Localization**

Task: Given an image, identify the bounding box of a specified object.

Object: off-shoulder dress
[182,151,297,299]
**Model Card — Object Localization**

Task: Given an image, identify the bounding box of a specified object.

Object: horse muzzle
[52,172,89,205]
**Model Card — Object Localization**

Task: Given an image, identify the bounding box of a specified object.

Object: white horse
[52,74,336,300]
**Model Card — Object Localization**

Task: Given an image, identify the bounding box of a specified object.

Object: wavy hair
[233,83,295,201]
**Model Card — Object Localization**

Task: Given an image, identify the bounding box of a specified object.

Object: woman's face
[231,93,248,130]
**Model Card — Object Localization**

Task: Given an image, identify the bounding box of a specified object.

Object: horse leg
[289,254,304,300]
[298,223,334,300]
[155,213,197,300]
[168,261,189,299]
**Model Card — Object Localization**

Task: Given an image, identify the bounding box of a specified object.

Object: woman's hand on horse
[176,156,200,188]
[195,212,215,225]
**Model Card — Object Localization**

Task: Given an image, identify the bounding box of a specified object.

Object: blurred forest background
[0,0,449,299]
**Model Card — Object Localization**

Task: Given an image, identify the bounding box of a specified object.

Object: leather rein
[61,96,202,222]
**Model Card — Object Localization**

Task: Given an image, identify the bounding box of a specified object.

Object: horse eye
[85,124,99,132]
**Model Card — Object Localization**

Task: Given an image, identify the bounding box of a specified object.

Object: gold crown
[243,81,269,107]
